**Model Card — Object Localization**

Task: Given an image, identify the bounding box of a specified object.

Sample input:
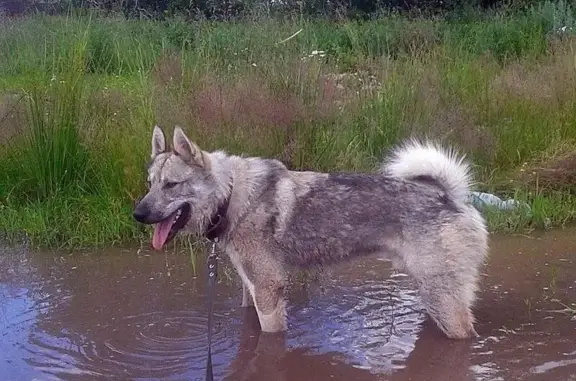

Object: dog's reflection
[220,307,287,381]
[389,320,477,381]
[221,308,476,381]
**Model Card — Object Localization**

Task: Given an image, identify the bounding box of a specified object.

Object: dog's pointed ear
[151,125,166,158]
[173,126,207,167]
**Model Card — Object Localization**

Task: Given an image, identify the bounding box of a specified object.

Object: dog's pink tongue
[152,219,173,250]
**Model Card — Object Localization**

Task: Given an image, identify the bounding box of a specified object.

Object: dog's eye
[164,182,179,189]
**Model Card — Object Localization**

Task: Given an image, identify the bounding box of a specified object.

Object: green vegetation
[1,2,576,249]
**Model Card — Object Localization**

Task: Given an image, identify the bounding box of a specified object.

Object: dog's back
[276,171,465,266]
[254,140,486,269]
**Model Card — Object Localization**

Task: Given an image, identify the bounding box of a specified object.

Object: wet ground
[1,229,575,381]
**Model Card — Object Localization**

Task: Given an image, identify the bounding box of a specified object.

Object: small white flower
[251,63,257,67]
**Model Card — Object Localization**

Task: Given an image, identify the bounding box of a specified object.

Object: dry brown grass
[152,73,308,164]
[491,49,576,106]
[404,68,496,160]
[516,148,576,191]
[149,53,371,167]
[151,53,184,88]
[394,22,441,57]
[546,32,576,56]
[0,94,26,145]
[191,76,304,131]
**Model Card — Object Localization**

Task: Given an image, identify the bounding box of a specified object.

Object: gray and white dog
[133,125,488,340]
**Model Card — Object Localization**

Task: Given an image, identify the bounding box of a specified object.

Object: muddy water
[1,229,575,381]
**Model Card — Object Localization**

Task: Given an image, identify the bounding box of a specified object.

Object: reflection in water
[531,351,576,375]
[0,228,575,381]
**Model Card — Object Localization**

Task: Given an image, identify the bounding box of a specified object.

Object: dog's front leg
[252,282,287,333]
[227,245,288,332]
[241,282,254,307]
[246,256,288,333]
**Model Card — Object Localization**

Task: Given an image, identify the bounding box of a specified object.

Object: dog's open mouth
[152,203,191,250]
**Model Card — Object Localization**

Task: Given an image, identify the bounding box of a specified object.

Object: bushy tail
[380,139,473,204]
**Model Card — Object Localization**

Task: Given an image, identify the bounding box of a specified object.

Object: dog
[133,125,489,340]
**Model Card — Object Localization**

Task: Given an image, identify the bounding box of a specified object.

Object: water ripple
[287,267,426,374]
[22,303,242,380]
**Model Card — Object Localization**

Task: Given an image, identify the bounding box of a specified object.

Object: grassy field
[1,2,576,249]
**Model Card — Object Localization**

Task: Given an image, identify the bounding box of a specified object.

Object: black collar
[204,194,231,242]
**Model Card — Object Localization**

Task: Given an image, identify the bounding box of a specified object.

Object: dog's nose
[133,208,148,223]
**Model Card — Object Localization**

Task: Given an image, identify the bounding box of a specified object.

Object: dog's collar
[204,192,232,242]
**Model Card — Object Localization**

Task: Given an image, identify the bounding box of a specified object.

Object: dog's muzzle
[133,204,150,224]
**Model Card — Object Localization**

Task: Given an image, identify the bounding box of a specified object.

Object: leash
[205,238,219,381]
[203,192,232,381]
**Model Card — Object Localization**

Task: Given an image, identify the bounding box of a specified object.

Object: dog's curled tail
[381,139,473,204]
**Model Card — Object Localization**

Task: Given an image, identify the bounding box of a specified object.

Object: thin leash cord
[205,239,218,381]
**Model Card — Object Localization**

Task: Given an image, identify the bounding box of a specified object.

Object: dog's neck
[201,150,277,242]
[204,191,232,242]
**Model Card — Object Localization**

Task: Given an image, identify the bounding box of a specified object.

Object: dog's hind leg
[404,238,485,340]
[416,272,480,340]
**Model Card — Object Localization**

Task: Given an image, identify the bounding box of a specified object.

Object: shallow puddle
[1,228,575,381]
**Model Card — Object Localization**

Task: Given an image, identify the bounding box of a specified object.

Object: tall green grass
[1,3,576,249]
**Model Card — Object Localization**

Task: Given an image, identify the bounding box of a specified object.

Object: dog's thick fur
[133,126,489,340]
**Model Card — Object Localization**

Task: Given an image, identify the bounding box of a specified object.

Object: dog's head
[133,126,223,250]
